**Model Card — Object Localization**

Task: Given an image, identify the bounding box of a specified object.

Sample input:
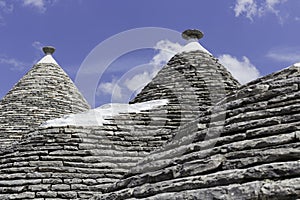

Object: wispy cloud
[124,71,153,94]
[233,0,288,22]
[151,40,183,66]
[266,47,300,63]
[0,0,13,25]
[22,0,58,13]
[0,56,28,71]
[234,0,258,21]
[0,0,58,25]
[31,41,45,63]
[32,41,44,51]
[97,78,123,101]
[0,1,13,13]
[23,0,46,12]
[218,54,260,84]
[0,41,46,72]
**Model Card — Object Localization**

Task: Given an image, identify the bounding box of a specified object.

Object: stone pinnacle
[42,46,56,55]
[182,29,204,40]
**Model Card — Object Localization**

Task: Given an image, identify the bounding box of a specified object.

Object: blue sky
[0,0,299,107]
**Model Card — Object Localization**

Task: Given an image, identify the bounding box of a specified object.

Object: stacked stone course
[97,65,300,200]
[0,103,193,199]
[0,63,90,147]
[132,51,240,125]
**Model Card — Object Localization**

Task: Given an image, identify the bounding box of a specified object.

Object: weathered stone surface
[51,184,71,191]
[96,65,300,199]
[36,191,57,198]
[131,50,240,125]
[57,191,77,198]
[123,178,300,200]
[0,62,90,148]
[1,43,299,200]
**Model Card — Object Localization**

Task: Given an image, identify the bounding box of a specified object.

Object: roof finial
[42,46,55,55]
[38,46,58,65]
[182,29,204,41]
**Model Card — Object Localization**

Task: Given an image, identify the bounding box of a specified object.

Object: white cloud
[22,0,58,12]
[233,0,288,22]
[218,54,260,84]
[0,0,13,25]
[0,56,28,71]
[266,47,300,63]
[234,0,258,21]
[151,40,183,66]
[97,78,123,101]
[265,0,287,9]
[263,0,288,23]
[124,71,153,93]
[0,41,46,72]
[32,41,44,51]
[23,0,46,12]
[0,0,58,24]
[30,41,46,64]
[0,0,13,13]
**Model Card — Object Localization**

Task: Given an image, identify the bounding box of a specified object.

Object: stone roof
[0,31,299,199]
[0,104,177,199]
[0,48,90,147]
[131,50,240,123]
[97,64,300,200]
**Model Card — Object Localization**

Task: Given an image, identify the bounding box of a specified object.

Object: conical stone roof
[0,46,90,147]
[131,32,240,125]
